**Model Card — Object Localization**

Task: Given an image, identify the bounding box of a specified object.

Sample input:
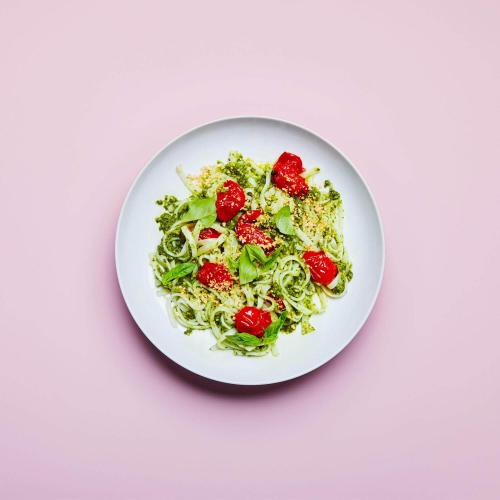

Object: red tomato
[234,306,272,337]
[272,170,309,198]
[273,152,304,175]
[236,223,275,252]
[272,152,308,198]
[197,262,233,290]
[303,251,338,285]
[198,228,221,240]
[238,209,262,224]
[216,180,246,222]
[235,211,275,252]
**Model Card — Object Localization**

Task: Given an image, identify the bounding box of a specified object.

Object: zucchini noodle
[151,151,353,356]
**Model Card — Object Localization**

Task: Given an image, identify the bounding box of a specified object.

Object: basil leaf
[263,311,288,343]
[161,262,196,285]
[179,197,216,226]
[226,333,261,346]
[245,244,267,264]
[261,247,281,272]
[200,212,217,228]
[239,246,259,284]
[227,257,239,274]
[274,206,295,235]
[239,245,281,283]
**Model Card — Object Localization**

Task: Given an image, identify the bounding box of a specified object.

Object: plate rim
[115,115,385,385]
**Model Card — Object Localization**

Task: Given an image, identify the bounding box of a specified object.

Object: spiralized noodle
[151,152,353,356]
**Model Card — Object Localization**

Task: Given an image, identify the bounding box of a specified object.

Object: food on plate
[151,151,352,356]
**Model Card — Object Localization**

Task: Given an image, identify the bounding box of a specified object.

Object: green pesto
[328,188,341,202]
[155,212,177,233]
[308,186,322,201]
[221,151,253,188]
[281,320,297,335]
[332,278,346,295]
[301,317,316,335]
[184,309,195,321]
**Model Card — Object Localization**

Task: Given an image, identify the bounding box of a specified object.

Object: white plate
[115,117,384,385]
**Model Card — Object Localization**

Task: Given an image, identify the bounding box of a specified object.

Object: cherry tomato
[238,209,262,224]
[198,228,221,240]
[303,251,338,285]
[197,262,232,290]
[271,152,308,198]
[216,180,245,222]
[236,223,275,252]
[235,211,275,252]
[273,151,304,175]
[234,306,272,337]
[272,170,309,198]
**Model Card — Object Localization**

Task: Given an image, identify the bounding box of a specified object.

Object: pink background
[1,1,499,498]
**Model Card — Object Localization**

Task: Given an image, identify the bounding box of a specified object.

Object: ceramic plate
[115,117,384,385]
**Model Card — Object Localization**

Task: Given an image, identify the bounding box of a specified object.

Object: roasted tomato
[303,251,338,285]
[272,171,309,198]
[234,306,272,337]
[272,151,304,175]
[235,211,274,253]
[272,152,309,198]
[198,228,221,240]
[238,209,262,224]
[197,262,232,290]
[216,180,245,222]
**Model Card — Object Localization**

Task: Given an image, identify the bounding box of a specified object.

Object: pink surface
[1,1,499,498]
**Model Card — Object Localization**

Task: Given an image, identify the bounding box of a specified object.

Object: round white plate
[116,117,384,385]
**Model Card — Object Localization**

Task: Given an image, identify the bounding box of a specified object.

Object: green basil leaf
[263,311,288,343]
[238,246,259,284]
[200,212,217,228]
[261,247,281,272]
[179,197,216,225]
[227,257,239,274]
[274,206,295,235]
[226,333,261,346]
[238,245,281,283]
[161,262,197,285]
[245,244,267,264]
